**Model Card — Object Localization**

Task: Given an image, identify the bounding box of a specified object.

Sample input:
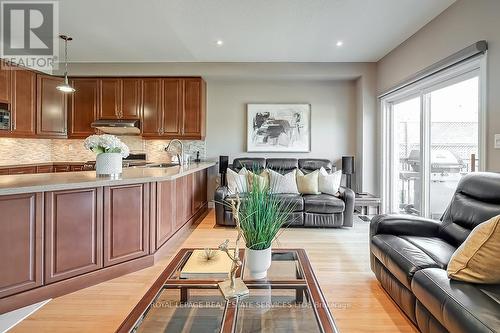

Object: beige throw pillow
[447,214,500,284]
[268,169,299,194]
[318,167,342,196]
[296,169,320,194]
[247,169,269,190]
[226,168,248,194]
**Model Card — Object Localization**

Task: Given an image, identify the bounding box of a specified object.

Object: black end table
[355,192,381,215]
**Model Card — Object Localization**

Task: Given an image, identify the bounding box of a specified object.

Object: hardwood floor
[10,210,417,333]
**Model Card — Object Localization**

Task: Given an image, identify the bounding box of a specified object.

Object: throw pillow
[268,169,299,194]
[447,214,500,284]
[247,169,269,190]
[318,167,342,195]
[296,169,320,194]
[226,168,248,194]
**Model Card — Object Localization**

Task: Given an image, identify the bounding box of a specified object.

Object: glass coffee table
[118,248,339,333]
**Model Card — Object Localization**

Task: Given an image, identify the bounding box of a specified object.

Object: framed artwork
[247,103,311,152]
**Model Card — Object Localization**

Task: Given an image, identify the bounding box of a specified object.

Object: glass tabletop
[235,286,321,333]
[242,251,304,281]
[135,287,226,333]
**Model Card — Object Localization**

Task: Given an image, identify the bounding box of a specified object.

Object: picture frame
[247,103,311,152]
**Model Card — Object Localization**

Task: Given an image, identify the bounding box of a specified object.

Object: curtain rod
[378,40,487,99]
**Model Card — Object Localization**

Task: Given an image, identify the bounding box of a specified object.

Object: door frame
[380,55,487,216]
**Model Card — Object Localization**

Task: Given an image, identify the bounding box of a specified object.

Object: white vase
[245,247,272,279]
[96,153,122,177]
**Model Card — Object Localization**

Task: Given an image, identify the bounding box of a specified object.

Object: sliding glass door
[383,60,483,218]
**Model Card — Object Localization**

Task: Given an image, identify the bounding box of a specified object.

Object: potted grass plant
[233,172,296,279]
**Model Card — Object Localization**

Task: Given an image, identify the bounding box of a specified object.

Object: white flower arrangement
[84,134,130,158]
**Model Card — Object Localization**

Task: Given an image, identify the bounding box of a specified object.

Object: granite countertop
[0,162,216,195]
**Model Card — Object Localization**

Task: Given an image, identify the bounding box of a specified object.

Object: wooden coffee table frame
[117,248,339,333]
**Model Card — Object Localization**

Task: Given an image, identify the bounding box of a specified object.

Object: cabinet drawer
[9,166,37,175]
[53,165,71,172]
[37,165,54,173]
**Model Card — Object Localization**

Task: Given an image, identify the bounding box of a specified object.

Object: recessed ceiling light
[216,40,224,46]
[336,41,343,47]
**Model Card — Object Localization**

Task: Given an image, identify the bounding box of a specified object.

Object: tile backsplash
[0,136,206,166]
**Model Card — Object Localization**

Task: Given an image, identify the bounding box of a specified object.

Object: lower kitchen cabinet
[154,180,176,250]
[104,183,150,266]
[44,188,103,283]
[192,169,208,214]
[0,193,43,298]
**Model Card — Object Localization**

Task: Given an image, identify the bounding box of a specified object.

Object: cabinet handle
[12,121,15,131]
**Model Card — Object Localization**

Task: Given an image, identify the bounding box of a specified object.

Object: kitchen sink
[143,163,180,168]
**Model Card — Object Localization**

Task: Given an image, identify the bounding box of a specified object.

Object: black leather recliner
[214,158,355,228]
[370,172,500,333]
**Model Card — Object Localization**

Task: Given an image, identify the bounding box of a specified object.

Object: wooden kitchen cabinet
[141,79,162,136]
[183,78,205,139]
[162,78,183,136]
[99,78,142,120]
[10,68,36,137]
[154,180,176,249]
[0,193,43,298]
[69,78,99,138]
[103,183,150,266]
[9,166,37,175]
[192,168,208,214]
[44,188,103,283]
[0,61,11,104]
[37,75,67,137]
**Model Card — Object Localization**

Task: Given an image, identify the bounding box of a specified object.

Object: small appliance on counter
[0,103,11,131]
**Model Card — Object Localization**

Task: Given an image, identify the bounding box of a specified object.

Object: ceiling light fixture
[336,40,344,47]
[56,35,76,93]
[216,40,224,46]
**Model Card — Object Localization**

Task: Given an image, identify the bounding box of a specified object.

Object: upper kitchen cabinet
[68,78,99,138]
[143,77,206,140]
[141,79,162,136]
[36,75,67,138]
[182,78,206,139]
[99,78,142,120]
[0,61,11,104]
[10,68,37,137]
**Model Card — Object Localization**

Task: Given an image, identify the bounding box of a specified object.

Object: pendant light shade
[56,35,75,93]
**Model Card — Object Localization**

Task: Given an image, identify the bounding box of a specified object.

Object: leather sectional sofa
[214,158,355,227]
[370,172,500,333]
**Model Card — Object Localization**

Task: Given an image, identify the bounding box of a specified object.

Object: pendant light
[56,35,75,93]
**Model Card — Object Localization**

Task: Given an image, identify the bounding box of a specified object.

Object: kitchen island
[0,162,215,314]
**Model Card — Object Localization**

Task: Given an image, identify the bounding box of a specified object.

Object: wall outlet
[495,134,500,149]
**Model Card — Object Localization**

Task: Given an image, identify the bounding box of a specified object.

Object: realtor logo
[1,1,59,71]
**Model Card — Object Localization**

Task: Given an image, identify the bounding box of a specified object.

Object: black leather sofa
[370,172,500,333]
[214,158,355,227]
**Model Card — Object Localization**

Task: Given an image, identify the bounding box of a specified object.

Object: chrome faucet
[164,139,185,165]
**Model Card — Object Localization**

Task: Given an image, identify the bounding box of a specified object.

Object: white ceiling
[59,0,455,63]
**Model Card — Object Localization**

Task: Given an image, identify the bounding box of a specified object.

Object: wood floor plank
[10,210,417,333]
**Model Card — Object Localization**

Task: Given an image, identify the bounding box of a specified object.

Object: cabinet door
[0,193,42,298]
[121,79,141,119]
[142,79,162,136]
[11,68,36,136]
[45,188,103,283]
[0,61,11,104]
[37,75,67,137]
[99,79,120,119]
[104,183,149,266]
[69,79,99,138]
[175,175,190,229]
[192,169,208,214]
[182,78,205,139]
[155,181,176,249]
[162,78,182,136]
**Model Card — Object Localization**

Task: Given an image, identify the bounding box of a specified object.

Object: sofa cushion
[412,268,500,333]
[371,235,442,289]
[400,236,456,268]
[271,194,304,212]
[296,169,320,195]
[268,169,299,194]
[303,194,344,214]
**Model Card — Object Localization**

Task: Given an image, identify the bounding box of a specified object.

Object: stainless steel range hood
[91,119,141,135]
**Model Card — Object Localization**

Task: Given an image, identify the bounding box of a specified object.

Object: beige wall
[377,0,500,171]
[67,62,379,194]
